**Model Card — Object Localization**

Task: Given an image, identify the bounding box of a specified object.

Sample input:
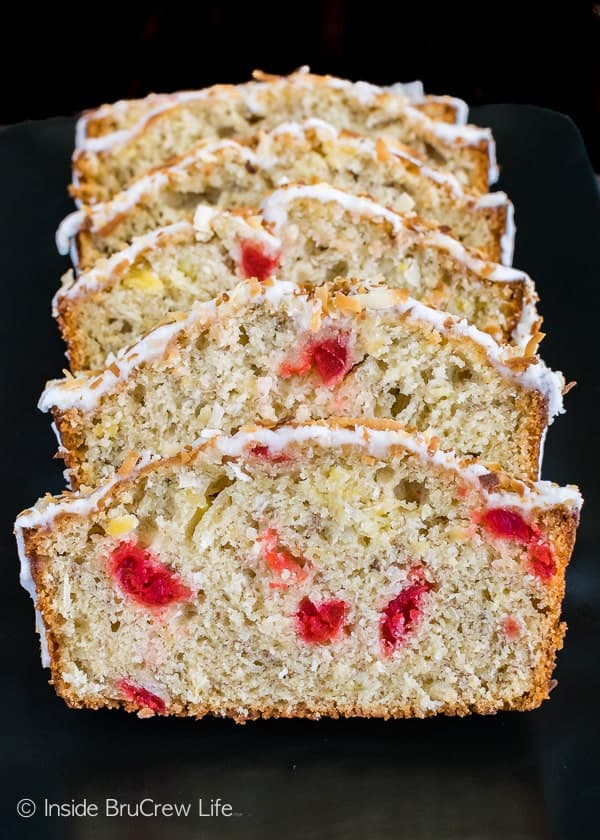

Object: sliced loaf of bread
[73,68,494,204]
[15,421,581,720]
[41,279,563,488]
[56,184,531,371]
[58,121,513,272]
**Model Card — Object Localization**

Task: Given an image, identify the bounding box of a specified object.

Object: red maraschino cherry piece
[295,596,348,643]
[248,444,292,464]
[119,679,166,714]
[109,542,192,607]
[380,579,433,654]
[258,529,309,589]
[240,241,279,281]
[278,334,351,387]
[480,508,533,543]
[311,336,350,386]
[479,509,556,581]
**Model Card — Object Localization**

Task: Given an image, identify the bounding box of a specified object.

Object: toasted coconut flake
[333,292,365,314]
[503,356,538,374]
[427,435,440,455]
[240,423,259,433]
[375,137,391,163]
[524,332,545,358]
[314,284,330,314]
[496,473,527,496]
[137,707,157,719]
[252,68,280,82]
[310,305,322,334]
[117,451,140,476]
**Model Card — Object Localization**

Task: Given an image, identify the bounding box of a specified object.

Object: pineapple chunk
[105,514,139,537]
[122,265,164,293]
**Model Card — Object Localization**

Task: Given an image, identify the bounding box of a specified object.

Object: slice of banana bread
[72,67,493,204]
[42,278,562,488]
[55,184,532,371]
[58,121,513,272]
[15,420,581,721]
[80,72,463,138]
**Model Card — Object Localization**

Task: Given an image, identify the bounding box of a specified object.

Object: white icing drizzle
[53,209,279,308]
[262,183,519,281]
[475,190,516,265]
[14,424,583,541]
[53,221,197,310]
[426,94,468,125]
[40,278,562,420]
[89,171,171,232]
[56,211,85,256]
[59,138,261,249]
[191,205,218,233]
[538,426,548,477]
[56,120,510,255]
[74,72,472,156]
[79,129,132,154]
[169,138,260,174]
[512,297,540,351]
[402,103,493,146]
[54,182,529,348]
[501,199,516,266]
[74,114,89,150]
[215,426,583,512]
[487,132,500,184]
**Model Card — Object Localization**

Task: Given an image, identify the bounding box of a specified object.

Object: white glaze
[426,93,468,125]
[501,198,516,266]
[40,278,563,420]
[57,120,510,257]
[74,71,471,157]
[16,419,580,665]
[15,423,583,540]
[215,426,583,511]
[487,132,500,184]
[56,211,85,256]
[55,182,530,348]
[475,190,515,265]
[52,221,196,310]
[262,183,519,281]
[512,298,540,351]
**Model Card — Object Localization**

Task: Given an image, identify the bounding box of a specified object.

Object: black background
[1,2,600,167]
[1,6,600,838]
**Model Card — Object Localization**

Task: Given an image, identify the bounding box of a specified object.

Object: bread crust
[49,293,552,488]
[73,70,485,204]
[68,127,509,273]
[18,418,580,722]
[54,198,531,372]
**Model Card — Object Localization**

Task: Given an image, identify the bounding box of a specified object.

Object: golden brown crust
[20,416,574,521]
[21,495,579,721]
[58,249,527,373]
[51,340,547,490]
[69,129,507,273]
[81,73,464,139]
[72,72,488,204]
